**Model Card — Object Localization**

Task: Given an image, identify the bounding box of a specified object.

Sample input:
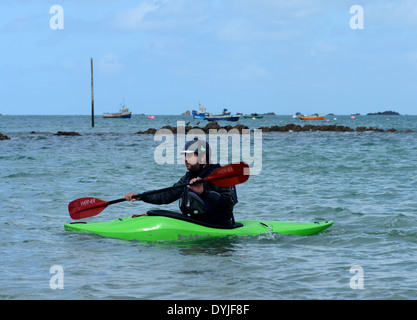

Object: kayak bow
[65,210,333,242]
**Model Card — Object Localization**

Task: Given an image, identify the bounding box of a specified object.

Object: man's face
[184,152,206,171]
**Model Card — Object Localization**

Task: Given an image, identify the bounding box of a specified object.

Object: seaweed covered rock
[135,122,405,135]
[0,132,11,140]
[136,122,250,134]
[54,131,81,136]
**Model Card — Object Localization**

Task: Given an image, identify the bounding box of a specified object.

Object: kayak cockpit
[145,209,243,229]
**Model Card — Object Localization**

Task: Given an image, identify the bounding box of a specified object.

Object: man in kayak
[124,138,238,227]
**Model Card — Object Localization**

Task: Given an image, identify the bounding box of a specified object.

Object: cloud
[111,0,166,31]
[309,40,340,57]
[0,12,45,33]
[237,63,268,80]
[97,53,123,74]
[365,1,417,27]
[216,17,301,44]
[406,50,417,68]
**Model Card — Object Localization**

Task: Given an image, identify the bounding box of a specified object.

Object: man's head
[182,137,211,171]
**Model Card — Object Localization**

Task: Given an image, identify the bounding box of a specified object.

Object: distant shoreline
[0,113,415,116]
[367,111,400,116]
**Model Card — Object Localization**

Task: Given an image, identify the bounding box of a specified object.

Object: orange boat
[298,114,325,120]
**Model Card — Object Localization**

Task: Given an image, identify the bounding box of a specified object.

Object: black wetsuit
[140,164,237,226]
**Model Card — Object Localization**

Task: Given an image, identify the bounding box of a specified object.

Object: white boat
[103,99,132,118]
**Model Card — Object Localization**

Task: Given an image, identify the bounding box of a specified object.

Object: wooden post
[91,58,94,127]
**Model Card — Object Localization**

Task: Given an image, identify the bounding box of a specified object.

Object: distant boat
[297,113,325,120]
[103,99,132,118]
[220,108,231,116]
[205,108,240,122]
[205,115,240,122]
[192,102,210,119]
[243,113,263,119]
[147,115,155,119]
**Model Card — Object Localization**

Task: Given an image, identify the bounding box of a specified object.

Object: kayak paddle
[68,161,250,220]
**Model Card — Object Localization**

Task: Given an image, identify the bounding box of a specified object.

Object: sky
[1,0,417,115]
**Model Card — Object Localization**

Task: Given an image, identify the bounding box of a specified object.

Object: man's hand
[124,192,140,202]
[188,177,204,195]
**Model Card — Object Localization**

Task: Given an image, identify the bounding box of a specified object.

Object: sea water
[0,114,416,300]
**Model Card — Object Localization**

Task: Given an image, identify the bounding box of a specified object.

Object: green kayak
[65,210,333,242]
[65,210,333,241]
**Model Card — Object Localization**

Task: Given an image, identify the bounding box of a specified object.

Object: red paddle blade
[68,197,109,220]
[204,161,250,187]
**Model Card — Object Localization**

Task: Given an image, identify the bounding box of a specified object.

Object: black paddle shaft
[109,180,203,205]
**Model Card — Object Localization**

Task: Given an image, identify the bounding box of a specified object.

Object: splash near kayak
[64,210,333,242]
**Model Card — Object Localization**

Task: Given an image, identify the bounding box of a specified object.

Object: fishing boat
[65,210,334,242]
[206,115,240,122]
[205,109,240,122]
[192,103,210,119]
[243,113,263,119]
[103,99,132,118]
[297,113,325,120]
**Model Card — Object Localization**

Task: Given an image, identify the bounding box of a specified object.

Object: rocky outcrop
[135,122,411,134]
[259,124,398,133]
[54,131,81,136]
[0,132,10,140]
[136,122,250,134]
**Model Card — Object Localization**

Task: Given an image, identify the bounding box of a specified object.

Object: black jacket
[140,164,237,226]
